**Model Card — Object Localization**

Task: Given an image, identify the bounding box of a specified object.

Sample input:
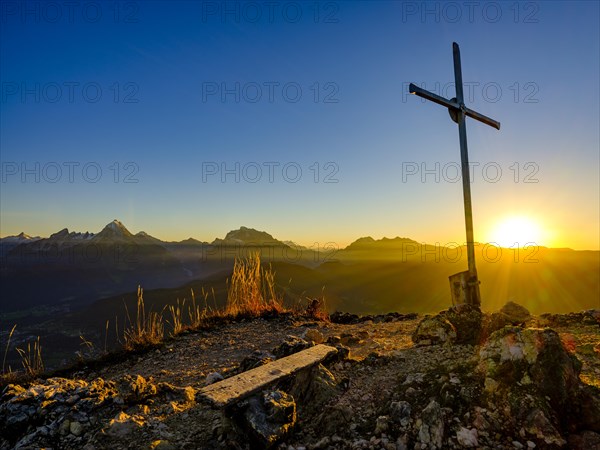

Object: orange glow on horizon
[485,215,552,248]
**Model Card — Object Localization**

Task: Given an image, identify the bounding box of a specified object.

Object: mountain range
[2,219,599,316]
[0,220,317,314]
[1,221,297,260]
[2,219,598,369]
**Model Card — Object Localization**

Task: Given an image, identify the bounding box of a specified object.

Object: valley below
[1,222,599,371]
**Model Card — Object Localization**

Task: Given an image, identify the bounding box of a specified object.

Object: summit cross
[408,42,500,307]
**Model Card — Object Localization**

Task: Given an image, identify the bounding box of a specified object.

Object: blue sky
[1,1,599,249]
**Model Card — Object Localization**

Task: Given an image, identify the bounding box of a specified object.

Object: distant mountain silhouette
[1,220,194,312]
[0,221,311,313]
[2,220,599,321]
[212,226,286,247]
[0,232,41,257]
[343,236,419,252]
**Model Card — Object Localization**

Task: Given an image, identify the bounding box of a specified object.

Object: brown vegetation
[2,253,330,384]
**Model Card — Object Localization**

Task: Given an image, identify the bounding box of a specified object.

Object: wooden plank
[198,344,337,407]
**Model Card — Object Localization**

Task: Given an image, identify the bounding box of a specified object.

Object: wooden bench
[198,344,338,408]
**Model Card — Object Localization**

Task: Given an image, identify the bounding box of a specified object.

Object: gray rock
[239,390,296,448]
[204,372,224,386]
[418,400,444,447]
[340,333,361,346]
[303,329,324,344]
[524,409,566,446]
[105,411,144,438]
[158,382,196,403]
[59,419,71,436]
[317,403,354,435]
[479,327,581,410]
[238,350,275,372]
[500,301,531,324]
[70,420,83,436]
[289,364,338,415]
[413,305,483,346]
[456,427,478,447]
[374,415,389,435]
[272,336,311,358]
[412,315,457,346]
[390,401,412,427]
[326,335,341,344]
[444,304,483,344]
[115,374,157,403]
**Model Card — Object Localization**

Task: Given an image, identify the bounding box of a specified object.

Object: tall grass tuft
[168,298,186,336]
[123,286,165,350]
[225,252,284,316]
[15,336,44,377]
[188,288,208,328]
[2,324,17,374]
[104,320,110,354]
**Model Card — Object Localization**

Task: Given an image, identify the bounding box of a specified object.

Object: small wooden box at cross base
[449,270,481,307]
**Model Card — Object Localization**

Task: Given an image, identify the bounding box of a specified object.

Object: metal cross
[408,42,500,307]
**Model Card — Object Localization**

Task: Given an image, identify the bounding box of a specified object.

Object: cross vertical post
[408,42,500,307]
[453,43,479,305]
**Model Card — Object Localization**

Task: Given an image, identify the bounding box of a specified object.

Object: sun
[488,216,544,248]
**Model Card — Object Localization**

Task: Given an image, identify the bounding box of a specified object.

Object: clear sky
[1,1,598,250]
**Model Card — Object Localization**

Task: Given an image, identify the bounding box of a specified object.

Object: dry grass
[124,254,285,349]
[168,298,186,336]
[167,288,212,337]
[15,336,44,377]
[188,288,209,328]
[1,327,44,382]
[123,286,165,350]
[225,252,284,316]
[76,335,96,360]
[2,324,17,374]
[1,253,325,381]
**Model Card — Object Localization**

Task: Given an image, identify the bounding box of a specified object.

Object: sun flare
[488,216,545,248]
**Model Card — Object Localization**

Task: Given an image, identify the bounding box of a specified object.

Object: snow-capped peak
[107,219,126,232]
[0,232,41,243]
[93,219,133,241]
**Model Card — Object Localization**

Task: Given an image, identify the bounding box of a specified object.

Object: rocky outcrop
[539,309,600,327]
[411,314,457,345]
[444,304,483,344]
[289,364,339,415]
[330,311,418,324]
[478,327,581,405]
[1,311,598,450]
[272,335,311,358]
[479,326,600,438]
[0,375,195,450]
[235,390,296,448]
[412,304,482,345]
[500,301,532,324]
[237,350,275,372]
[303,328,325,344]
[418,400,445,447]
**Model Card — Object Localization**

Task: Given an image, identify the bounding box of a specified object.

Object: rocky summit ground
[1,307,599,450]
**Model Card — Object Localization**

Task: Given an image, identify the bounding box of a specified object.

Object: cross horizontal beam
[409,83,501,131]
